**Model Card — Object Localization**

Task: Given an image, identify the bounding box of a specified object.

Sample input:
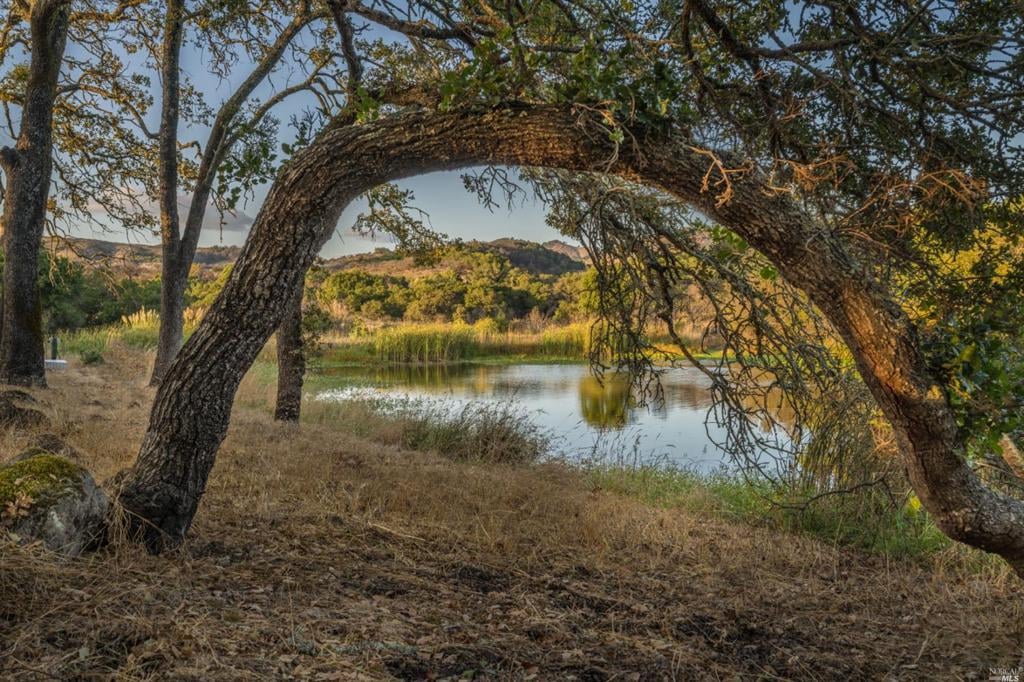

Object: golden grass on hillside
[1,345,1023,679]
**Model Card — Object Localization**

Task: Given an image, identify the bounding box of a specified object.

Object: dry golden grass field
[2,346,1023,680]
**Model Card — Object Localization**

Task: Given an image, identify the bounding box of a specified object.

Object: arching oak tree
[109,0,1024,576]
[113,105,1024,576]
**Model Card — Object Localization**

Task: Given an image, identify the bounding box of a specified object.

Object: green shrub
[79,349,104,365]
[62,329,109,363]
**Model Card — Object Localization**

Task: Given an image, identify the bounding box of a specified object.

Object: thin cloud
[178,195,254,233]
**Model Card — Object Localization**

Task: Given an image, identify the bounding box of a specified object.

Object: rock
[0,393,48,430]
[0,389,37,404]
[20,433,83,462]
[0,454,108,556]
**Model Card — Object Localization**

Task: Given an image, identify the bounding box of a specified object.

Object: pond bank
[6,348,1024,675]
[2,346,1021,678]
[242,358,1003,569]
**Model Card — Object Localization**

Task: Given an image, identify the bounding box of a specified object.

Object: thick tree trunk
[117,105,1024,575]
[0,1,71,387]
[148,0,185,387]
[274,286,305,422]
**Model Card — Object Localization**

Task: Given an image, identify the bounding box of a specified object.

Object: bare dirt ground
[2,348,1023,680]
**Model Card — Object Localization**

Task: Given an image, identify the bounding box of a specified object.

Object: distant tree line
[312,248,599,328]
[0,252,160,334]
[31,246,603,337]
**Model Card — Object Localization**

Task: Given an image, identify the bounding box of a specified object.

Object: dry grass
[1,345,1023,680]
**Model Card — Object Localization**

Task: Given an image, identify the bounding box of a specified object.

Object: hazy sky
[39,14,571,258]
[204,169,561,258]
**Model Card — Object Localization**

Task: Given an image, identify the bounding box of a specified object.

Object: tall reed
[374,324,478,363]
[118,308,161,349]
[537,323,591,358]
[368,322,595,364]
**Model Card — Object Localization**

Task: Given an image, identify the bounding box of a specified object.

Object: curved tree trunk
[116,105,1024,574]
[274,286,304,422]
[0,1,71,387]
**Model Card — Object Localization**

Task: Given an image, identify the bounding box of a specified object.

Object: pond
[313,363,795,472]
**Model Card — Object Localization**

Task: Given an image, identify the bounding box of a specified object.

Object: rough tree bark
[0,0,71,387]
[149,10,319,385]
[116,105,1024,575]
[150,0,185,388]
[273,286,304,422]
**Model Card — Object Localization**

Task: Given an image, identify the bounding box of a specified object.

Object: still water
[313,363,789,472]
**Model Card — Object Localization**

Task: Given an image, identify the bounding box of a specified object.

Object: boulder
[18,433,84,463]
[0,389,37,404]
[0,453,107,556]
[0,392,48,430]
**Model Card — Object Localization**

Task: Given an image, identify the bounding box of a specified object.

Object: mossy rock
[0,454,79,503]
[0,454,107,555]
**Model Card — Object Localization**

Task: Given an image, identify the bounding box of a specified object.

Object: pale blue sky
[175,21,570,257]
[2,9,569,257]
[234,170,560,258]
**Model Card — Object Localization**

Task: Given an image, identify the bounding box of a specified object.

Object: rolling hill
[47,236,587,279]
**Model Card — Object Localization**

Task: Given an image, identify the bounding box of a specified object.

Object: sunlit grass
[325,322,599,364]
[61,316,723,367]
[585,463,1007,573]
[61,328,111,364]
[60,307,205,362]
[373,324,479,363]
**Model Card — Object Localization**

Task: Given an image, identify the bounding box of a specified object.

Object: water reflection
[578,375,633,428]
[313,363,784,471]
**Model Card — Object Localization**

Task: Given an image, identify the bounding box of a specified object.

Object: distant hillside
[542,240,590,264]
[481,238,586,274]
[45,236,586,279]
[47,237,240,277]
[322,239,586,278]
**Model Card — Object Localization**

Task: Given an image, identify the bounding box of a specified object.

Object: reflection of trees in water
[577,373,723,429]
[320,363,794,436]
[578,375,634,428]
[660,380,715,411]
[323,363,477,389]
[576,369,717,429]
[579,369,798,441]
